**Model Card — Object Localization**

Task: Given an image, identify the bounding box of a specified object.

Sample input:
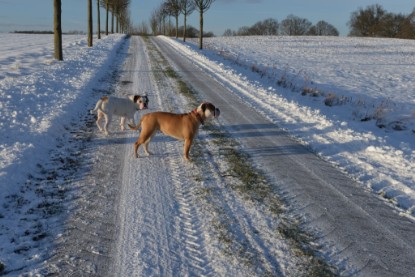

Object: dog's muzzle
[214,108,220,118]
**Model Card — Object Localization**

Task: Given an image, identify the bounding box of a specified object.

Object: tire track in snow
[165,146,214,276]
[112,36,214,276]
[149,36,214,276]
[150,37,289,276]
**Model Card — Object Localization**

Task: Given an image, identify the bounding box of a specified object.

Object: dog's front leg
[183,138,193,161]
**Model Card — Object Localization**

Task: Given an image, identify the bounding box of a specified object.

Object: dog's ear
[201,102,215,113]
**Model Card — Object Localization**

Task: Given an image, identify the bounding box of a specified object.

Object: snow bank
[0,34,125,199]
[161,35,415,217]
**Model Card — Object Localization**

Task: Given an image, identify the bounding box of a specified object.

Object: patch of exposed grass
[142,37,198,107]
[204,124,337,276]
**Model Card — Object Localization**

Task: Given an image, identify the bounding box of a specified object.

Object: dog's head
[129,95,149,110]
[197,102,220,120]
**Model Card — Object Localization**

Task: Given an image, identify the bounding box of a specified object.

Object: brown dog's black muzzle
[214,108,220,118]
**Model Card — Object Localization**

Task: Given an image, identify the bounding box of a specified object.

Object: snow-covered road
[112,36,214,276]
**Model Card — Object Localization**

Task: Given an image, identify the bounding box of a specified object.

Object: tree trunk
[54,0,63,60]
[199,9,203,49]
[105,0,109,35]
[97,0,101,39]
[111,12,114,33]
[175,15,179,38]
[88,0,93,47]
[183,14,187,42]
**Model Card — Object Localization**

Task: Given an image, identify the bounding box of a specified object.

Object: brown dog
[128,102,220,160]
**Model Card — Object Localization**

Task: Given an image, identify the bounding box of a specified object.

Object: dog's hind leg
[96,111,104,132]
[103,114,111,135]
[134,129,154,158]
[142,133,155,156]
[133,141,141,158]
[120,117,126,131]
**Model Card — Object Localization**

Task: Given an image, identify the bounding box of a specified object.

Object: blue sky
[0,0,414,36]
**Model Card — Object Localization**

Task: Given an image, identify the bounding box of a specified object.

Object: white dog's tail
[128,119,142,131]
[90,98,104,114]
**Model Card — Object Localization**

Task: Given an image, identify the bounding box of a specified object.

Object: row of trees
[149,0,215,49]
[348,4,415,39]
[224,16,339,37]
[54,0,131,61]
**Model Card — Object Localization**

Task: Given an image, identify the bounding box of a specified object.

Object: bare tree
[180,0,195,41]
[136,21,149,35]
[249,18,278,35]
[308,20,339,36]
[223,28,234,36]
[88,0,93,47]
[348,5,415,39]
[402,9,415,38]
[261,18,279,35]
[280,15,312,36]
[54,0,63,60]
[165,0,181,38]
[104,0,110,35]
[150,9,160,35]
[105,0,131,34]
[236,26,250,36]
[192,0,215,49]
[348,4,387,37]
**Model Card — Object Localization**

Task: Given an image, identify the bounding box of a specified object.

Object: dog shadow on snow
[207,123,313,157]
[93,131,181,159]
[94,123,313,159]
[94,131,177,145]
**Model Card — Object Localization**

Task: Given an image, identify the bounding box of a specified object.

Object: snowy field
[0,33,84,81]
[172,35,415,217]
[0,33,415,274]
[0,33,123,194]
[0,33,126,273]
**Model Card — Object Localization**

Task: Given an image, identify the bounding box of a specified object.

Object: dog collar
[191,109,204,125]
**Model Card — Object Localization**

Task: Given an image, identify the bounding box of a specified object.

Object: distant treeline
[223,16,339,37]
[224,4,415,39]
[349,4,415,39]
[12,30,86,35]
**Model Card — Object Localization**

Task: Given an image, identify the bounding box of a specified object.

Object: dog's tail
[90,98,104,114]
[128,118,142,131]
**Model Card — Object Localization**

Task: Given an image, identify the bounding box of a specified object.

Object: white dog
[90,95,149,135]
